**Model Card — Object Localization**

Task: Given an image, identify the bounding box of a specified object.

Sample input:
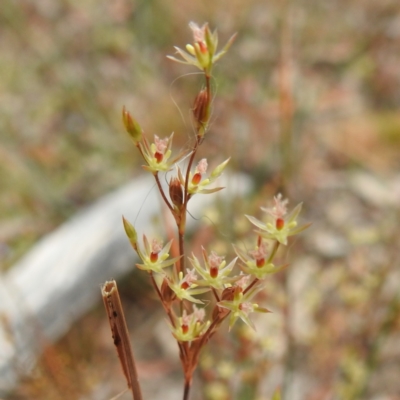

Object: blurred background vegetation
[1,0,400,399]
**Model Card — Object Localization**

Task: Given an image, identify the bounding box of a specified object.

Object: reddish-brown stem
[183,379,191,400]
[154,173,174,213]
[243,278,259,295]
[187,311,231,379]
[194,314,221,356]
[149,272,176,326]
[212,287,220,302]
[178,232,185,274]
[149,273,189,373]
[177,74,211,275]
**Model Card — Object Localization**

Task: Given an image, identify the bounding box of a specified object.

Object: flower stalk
[103,22,309,400]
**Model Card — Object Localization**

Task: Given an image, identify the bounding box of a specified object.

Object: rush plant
[102,22,309,400]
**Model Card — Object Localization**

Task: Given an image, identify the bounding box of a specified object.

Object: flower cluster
[123,192,308,335]
[118,22,309,400]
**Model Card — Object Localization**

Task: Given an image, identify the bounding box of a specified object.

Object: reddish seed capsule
[192,88,209,131]
[276,218,285,230]
[169,177,183,208]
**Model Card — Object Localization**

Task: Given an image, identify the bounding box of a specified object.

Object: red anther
[150,252,158,263]
[154,152,163,163]
[210,266,219,278]
[182,324,189,334]
[198,41,208,54]
[256,258,265,268]
[191,172,202,185]
[181,282,189,290]
[276,218,285,230]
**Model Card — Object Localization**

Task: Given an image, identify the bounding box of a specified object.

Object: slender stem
[194,313,223,356]
[205,74,211,105]
[267,240,280,263]
[178,74,211,274]
[149,272,177,326]
[243,278,259,295]
[178,137,200,274]
[136,141,146,160]
[154,173,174,213]
[183,379,191,400]
[212,287,220,302]
[177,230,185,274]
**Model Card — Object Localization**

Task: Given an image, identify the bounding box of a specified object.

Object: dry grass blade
[101,280,143,400]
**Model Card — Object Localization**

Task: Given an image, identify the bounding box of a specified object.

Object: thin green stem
[267,241,280,263]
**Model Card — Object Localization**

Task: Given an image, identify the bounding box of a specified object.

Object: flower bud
[169,177,183,209]
[122,106,142,144]
[192,88,210,135]
[210,157,230,179]
[161,277,175,306]
[122,216,137,250]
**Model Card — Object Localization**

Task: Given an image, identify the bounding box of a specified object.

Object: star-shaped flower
[140,133,184,174]
[189,247,239,290]
[177,158,230,198]
[135,235,180,274]
[217,282,270,330]
[167,22,236,75]
[233,241,288,279]
[168,306,210,342]
[246,194,310,245]
[167,268,210,304]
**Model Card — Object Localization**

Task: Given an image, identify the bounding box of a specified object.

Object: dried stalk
[101,280,143,400]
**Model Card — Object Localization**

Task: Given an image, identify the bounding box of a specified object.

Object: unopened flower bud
[192,88,210,135]
[122,106,142,144]
[212,289,234,321]
[122,216,137,250]
[161,277,175,306]
[169,177,183,209]
[221,286,235,302]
